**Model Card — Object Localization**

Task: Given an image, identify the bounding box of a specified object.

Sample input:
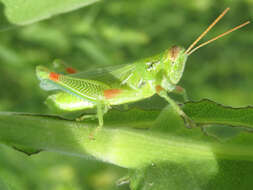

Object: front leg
[156,85,196,128]
[173,85,189,102]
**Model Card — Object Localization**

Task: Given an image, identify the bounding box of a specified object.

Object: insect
[36,8,249,131]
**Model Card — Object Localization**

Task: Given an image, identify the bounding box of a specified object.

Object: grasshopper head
[164,46,188,84]
[163,9,250,86]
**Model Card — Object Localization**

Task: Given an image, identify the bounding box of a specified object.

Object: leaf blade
[0,0,100,29]
[183,99,253,129]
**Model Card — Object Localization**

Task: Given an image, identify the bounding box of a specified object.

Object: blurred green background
[0,0,252,189]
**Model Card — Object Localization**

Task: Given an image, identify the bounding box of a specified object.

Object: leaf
[129,159,253,190]
[11,145,42,156]
[0,102,253,165]
[1,99,253,189]
[0,0,100,30]
[183,99,253,129]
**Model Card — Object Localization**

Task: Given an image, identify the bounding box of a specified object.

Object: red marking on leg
[66,67,77,74]
[49,72,60,81]
[155,85,163,94]
[104,89,122,99]
[175,86,184,93]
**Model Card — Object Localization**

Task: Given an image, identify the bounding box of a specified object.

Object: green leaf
[1,99,253,189]
[183,99,253,129]
[0,0,100,30]
[11,145,42,156]
[129,160,253,190]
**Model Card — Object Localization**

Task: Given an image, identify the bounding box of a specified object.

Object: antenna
[187,21,250,55]
[185,8,230,54]
[185,8,250,55]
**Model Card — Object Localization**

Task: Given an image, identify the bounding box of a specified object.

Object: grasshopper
[36,8,249,130]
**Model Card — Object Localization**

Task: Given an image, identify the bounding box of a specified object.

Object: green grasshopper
[36,8,249,130]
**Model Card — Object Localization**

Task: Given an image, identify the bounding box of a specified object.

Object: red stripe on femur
[104,89,122,99]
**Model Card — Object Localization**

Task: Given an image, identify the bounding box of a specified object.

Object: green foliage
[129,159,253,190]
[0,0,252,189]
[183,99,253,128]
[1,100,253,189]
[0,0,100,29]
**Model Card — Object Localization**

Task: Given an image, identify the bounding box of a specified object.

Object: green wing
[71,63,136,88]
